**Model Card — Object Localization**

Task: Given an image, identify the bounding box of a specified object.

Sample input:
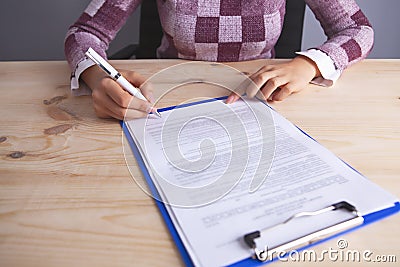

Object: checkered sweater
[65,0,373,78]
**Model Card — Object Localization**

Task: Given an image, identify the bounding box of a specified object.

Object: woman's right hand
[81,65,155,120]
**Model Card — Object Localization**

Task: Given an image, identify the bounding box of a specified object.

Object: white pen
[85,47,161,118]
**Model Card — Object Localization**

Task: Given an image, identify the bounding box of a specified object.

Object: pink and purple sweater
[64,0,373,93]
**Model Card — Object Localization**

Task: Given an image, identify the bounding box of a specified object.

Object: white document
[126,98,398,267]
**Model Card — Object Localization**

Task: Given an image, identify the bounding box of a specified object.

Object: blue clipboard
[121,97,399,266]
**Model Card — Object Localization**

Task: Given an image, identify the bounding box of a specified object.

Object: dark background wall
[0,0,140,61]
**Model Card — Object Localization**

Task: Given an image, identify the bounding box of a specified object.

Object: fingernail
[225,95,233,104]
[144,104,153,113]
[150,107,159,114]
[232,95,239,102]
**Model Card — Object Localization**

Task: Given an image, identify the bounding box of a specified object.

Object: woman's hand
[81,66,154,120]
[226,56,321,103]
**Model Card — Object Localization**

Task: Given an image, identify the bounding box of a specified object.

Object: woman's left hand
[226,56,321,103]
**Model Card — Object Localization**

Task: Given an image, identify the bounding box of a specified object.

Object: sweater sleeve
[304,0,374,73]
[64,0,141,95]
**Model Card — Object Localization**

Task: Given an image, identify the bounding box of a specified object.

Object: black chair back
[136,0,163,59]
[275,0,306,58]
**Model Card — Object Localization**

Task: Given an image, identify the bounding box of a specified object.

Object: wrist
[81,65,107,91]
[293,55,321,78]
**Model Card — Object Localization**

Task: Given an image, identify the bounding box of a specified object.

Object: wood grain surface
[0,60,399,266]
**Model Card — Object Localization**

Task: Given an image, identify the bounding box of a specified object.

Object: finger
[243,65,278,98]
[271,86,292,101]
[94,90,128,120]
[127,95,153,113]
[95,88,148,120]
[226,92,241,104]
[247,71,277,98]
[105,79,153,113]
[260,77,287,100]
[120,70,147,88]
[101,104,147,120]
[92,89,115,119]
[273,83,303,101]
[102,78,134,108]
[121,70,155,104]
[93,104,113,119]
[230,77,251,97]
[255,90,267,101]
[124,108,149,120]
[93,100,122,120]
[227,75,258,103]
[140,82,155,104]
[105,98,148,120]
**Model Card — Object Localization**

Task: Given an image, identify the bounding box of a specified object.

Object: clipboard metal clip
[243,201,364,262]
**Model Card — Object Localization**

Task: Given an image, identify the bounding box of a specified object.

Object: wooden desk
[0,60,399,266]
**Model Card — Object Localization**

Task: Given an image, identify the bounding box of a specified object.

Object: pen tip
[154,110,162,118]
[150,107,162,118]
